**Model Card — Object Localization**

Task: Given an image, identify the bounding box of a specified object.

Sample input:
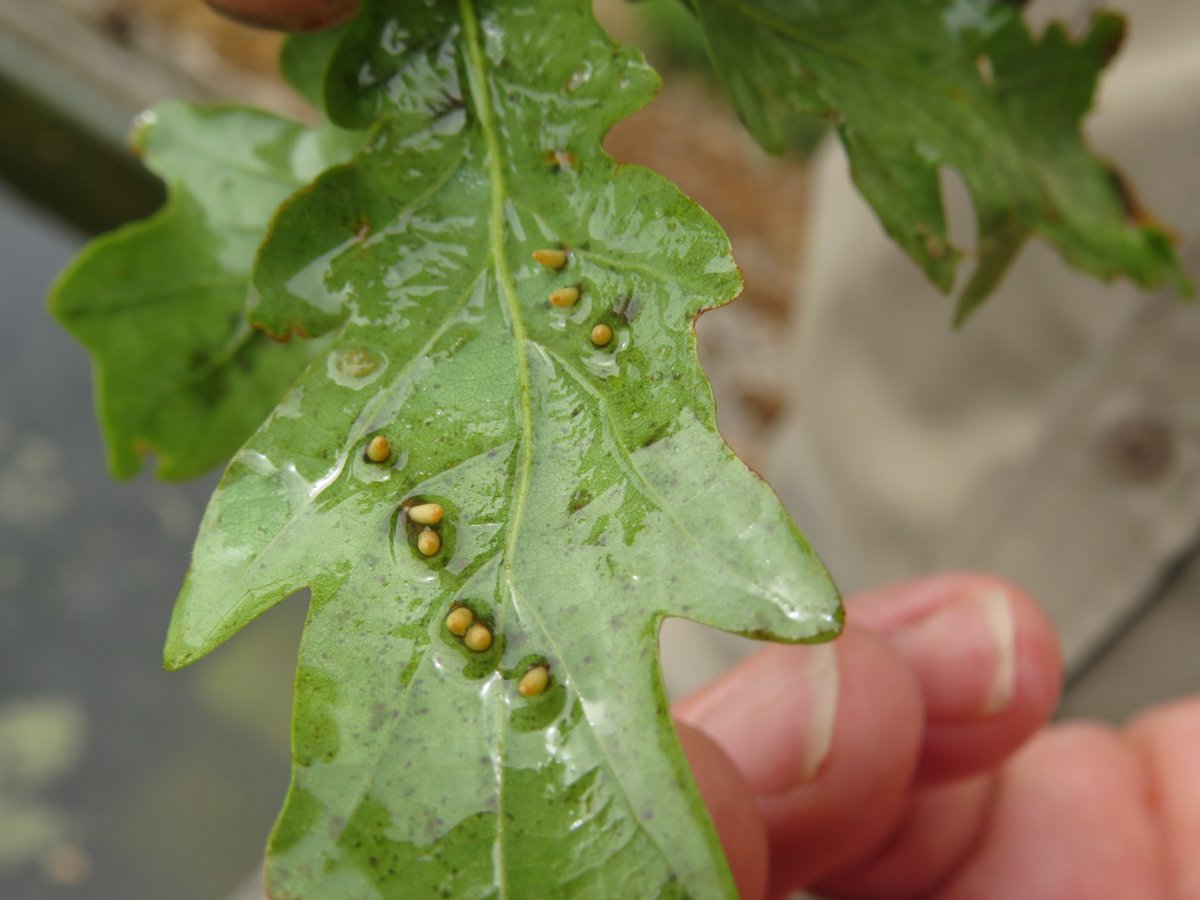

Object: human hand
[202,0,359,31]
[676,573,1200,899]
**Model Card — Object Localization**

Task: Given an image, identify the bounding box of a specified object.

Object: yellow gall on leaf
[590,323,613,346]
[549,286,579,308]
[446,606,474,637]
[464,623,493,652]
[416,528,441,557]
[532,248,568,270]
[365,435,390,463]
[518,665,550,698]
[408,502,444,525]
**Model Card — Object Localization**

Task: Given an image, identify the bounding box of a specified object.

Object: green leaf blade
[164,1,839,897]
[692,0,1190,316]
[48,95,364,480]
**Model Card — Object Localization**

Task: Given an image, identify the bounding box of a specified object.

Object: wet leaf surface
[48,32,363,480]
[158,2,840,897]
[692,0,1190,320]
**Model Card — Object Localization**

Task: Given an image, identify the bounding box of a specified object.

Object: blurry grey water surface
[0,181,305,899]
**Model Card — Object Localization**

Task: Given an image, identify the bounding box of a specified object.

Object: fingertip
[759,627,925,889]
[813,775,996,900]
[1124,697,1200,899]
[937,721,1166,900]
[681,625,924,891]
[851,573,1062,782]
[1125,693,1200,743]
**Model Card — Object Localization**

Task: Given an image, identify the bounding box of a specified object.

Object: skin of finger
[812,776,996,900]
[674,639,840,797]
[203,0,358,31]
[675,722,769,900]
[1125,696,1200,900]
[848,573,1062,783]
[678,625,924,896]
[934,722,1167,900]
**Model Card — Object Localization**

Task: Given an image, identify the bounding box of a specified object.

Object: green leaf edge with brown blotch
[690,0,1191,321]
[47,30,362,481]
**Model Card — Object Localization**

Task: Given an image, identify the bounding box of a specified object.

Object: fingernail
[801,643,839,780]
[978,588,1016,713]
[688,643,840,794]
[888,586,1017,718]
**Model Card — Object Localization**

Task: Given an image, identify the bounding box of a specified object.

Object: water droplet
[565,61,592,92]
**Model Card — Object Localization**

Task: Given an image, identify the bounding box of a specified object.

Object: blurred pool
[0,179,303,900]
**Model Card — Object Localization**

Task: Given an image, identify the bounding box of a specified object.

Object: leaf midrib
[459,2,530,897]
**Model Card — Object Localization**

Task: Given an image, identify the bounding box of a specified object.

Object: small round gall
[408,503,444,525]
[590,323,613,347]
[549,286,580,308]
[518,665,550,698]
[532,248,568,270]
[446,606,474,637]
[417,528,441,557]
[464,623,493,652]
[365,435,390,463]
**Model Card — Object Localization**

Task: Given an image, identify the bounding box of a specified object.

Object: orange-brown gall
[408,503,444,525]
[417,528,441,557]
[446,607,474,637]
[533,248,568,270]
[549,286,580,308]
[464,623,493,652]
[365,435,391,463]
[590,323,613,346]
[518,665,550,698]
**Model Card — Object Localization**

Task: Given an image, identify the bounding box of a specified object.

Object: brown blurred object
[202,0,358,33]
[59,0,283,75]
[38,0,298,117]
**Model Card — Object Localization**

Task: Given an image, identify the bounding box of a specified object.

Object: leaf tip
[163,621,213,671]
[1085,9,1128,66]
[162,600,211,671]
[162,644,196,672]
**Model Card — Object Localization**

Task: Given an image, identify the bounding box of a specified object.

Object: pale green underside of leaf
[692,0,1190,321]
[48,37,362,480]
[163,1,840,898]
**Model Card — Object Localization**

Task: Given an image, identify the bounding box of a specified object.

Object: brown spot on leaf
[1105,162,1173,236]
[542,149,578,171]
